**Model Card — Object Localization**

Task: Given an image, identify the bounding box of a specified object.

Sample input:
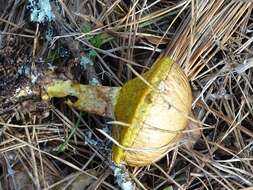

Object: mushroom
[43,57,192,167]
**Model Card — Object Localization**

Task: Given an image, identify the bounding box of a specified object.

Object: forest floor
[0,0,253,190]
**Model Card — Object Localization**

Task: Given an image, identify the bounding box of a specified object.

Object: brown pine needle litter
[0,0,253,189]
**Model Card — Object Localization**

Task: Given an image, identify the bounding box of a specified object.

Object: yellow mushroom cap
[112,57,192,167]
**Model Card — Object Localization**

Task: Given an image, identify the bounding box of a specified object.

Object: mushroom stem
[43,80,120,118]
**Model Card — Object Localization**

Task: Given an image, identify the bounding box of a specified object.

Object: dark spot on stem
[65,95,78,103]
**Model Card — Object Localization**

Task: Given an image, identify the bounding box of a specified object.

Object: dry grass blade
[164,1,252,79]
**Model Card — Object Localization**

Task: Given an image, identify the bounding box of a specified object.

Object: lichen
[46,25,55,43]
[31,72,40,84]
[80,56,94,70]
[29,0,55,23]
[15,86,33,98]
[84,131,98,146]
[89,78,101,86]
[111,165,134,190]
